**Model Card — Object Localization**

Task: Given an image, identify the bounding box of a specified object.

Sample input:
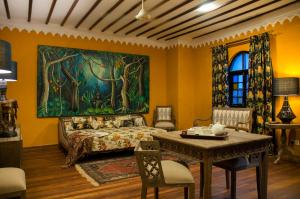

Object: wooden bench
[193,107,253,132]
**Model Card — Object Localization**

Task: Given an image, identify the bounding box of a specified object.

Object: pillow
[117,115,132,120]
[72,117,88,130]
[113,119,122,128]
[72,117,86,123]
[64,121,74,131]
[84,117,102,130]
[134,117,145,126]
[95,117,105,128]
[123,119,134,127]
[104,120,114,128]
[73,122,85,130]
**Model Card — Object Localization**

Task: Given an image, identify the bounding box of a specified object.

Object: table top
[151,130,271,150]
[265,122,300,129]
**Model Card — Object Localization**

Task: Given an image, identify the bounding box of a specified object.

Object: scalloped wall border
[0,19,169,49]
[193,2,300,48]
[0,2,299,49]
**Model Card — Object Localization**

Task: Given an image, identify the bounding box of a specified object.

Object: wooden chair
[153,106,176,131]
[211,154,261,199]
[0,168,26,199]
[135,141,195,199]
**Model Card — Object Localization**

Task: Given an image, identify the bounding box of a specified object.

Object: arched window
[229,51,249,107]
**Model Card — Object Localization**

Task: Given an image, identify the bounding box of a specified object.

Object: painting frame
[37,45,150,118]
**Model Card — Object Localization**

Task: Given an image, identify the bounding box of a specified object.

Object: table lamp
[0,40,12,74]
[273,77,299,123]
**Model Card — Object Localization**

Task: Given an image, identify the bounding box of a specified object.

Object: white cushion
[213,109,250,131]
[161,160,194,184]
[0,168,26,195]
[154,121,175,128]
[157,107,172,121]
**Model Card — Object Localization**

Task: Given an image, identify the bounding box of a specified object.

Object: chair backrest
[212,107,253,132]
[134,141,165,186]
[156,106,172,121]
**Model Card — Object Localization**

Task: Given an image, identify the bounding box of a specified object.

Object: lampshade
[0,61,17,81]
[0,40,12,74]
[273,77,299,96]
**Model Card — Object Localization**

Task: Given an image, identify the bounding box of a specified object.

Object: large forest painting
[37,45,149,117]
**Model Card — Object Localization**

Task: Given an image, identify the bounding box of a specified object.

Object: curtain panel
[212,45,229,107]
[247,32,273,134]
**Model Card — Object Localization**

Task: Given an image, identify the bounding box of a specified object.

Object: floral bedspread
[65,126,166,166]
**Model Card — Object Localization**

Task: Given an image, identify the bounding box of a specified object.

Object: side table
[0,127,22,168]
[265,122,300,164]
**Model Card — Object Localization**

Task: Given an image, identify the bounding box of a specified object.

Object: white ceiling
[0,0,299,48]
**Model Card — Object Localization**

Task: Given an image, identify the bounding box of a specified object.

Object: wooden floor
[22,145,300,199]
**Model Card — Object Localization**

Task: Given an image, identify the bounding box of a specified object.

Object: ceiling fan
[135,0,151,21]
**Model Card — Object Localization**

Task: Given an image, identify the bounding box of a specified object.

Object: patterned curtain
[247,32,273,134]
[212,45,229,107]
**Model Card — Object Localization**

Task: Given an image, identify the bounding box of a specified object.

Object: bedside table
[265,122,300,164]
[0,127,22,168]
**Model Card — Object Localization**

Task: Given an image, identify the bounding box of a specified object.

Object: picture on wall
[37,45,149,117]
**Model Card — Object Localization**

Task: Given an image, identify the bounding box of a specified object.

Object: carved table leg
[203,157,213,199]
[260,150,269,199]
[200,162,204,197]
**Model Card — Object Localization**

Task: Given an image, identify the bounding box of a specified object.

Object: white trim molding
[0,19,169,49]
[0,2,299,49]
[193,2,300,47]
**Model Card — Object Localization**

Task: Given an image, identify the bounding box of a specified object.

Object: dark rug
[75,150,198,186]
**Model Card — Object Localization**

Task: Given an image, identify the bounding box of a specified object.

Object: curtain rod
[226,38,250,48]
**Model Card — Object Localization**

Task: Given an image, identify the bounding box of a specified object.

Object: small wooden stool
[0,168,26,199]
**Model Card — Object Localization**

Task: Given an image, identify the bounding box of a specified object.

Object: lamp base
[0,131,17,138]
[277,96,296,124]
[0,80,7,101]
[0,99,18,137]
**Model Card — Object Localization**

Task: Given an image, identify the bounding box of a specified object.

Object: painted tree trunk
[71,82,79,112]
[61,65,79,112]
[138,65,144,97]
[40,55,50,114]
[40,53,77,115]
[110,66,116,109]
[121,66,130,111]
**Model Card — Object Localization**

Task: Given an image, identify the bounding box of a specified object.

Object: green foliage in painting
[37,45,149,117]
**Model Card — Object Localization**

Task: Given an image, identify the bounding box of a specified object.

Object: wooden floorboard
[21,145,300,199]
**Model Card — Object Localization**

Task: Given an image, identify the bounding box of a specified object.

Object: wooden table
[151,130,272,199]
[0,127,22,168]
[265,122,300,164]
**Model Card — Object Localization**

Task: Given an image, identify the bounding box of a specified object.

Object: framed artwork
[37,45,149,117]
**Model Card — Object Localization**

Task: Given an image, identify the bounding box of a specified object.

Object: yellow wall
[177,47,196,129]
[193,45,213,127]
[1,17,300,147]
[166,47,197,130]
[166,47,179,127]
[0,28,168,147]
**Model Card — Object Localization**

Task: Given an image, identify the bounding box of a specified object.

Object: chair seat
[0,168,26,195]
[154,121,175,129]
[214,157,259,171]
[161,160,194,184]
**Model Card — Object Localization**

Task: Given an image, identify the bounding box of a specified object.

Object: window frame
[228,51,249,107]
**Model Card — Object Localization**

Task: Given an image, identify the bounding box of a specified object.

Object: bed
[58,114,166,166]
